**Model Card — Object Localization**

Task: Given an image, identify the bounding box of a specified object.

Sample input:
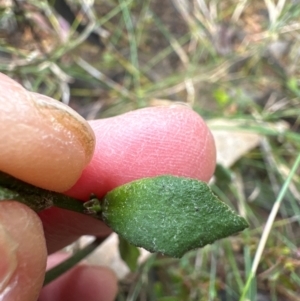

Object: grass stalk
[239,153,300,300]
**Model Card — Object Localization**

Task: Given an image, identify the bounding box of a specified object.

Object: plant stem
[0,172,108,285]
[43,237,105,286]
[0,171,102,218]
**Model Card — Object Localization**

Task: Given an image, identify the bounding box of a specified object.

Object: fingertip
[68,106,216,199]
[40,265,118,301]
[75,266,118,301]
[0,73,95,192]
[0,201,46,301]
[38,208,111,254]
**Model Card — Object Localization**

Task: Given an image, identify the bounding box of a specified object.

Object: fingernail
[0,225,18,293]
[31,92,95,164]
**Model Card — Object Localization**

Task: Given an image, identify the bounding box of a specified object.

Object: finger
[0,201,46,301]
[0,73,95,192]
[68,105,216,199]
[39,106,216,253]
[39,253,117,301]
[39,208,111,253]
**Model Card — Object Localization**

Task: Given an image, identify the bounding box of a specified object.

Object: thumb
[0,201,46,301]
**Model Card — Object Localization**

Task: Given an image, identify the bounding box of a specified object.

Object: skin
[0,72,216,301]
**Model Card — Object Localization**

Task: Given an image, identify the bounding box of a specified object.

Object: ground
[1,0,300,300]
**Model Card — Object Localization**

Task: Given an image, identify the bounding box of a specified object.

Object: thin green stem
[239,153,300,300]
[0,172,108,285]
[0,171,102,218]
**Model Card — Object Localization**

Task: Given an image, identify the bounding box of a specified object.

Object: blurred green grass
[1,0,300,300]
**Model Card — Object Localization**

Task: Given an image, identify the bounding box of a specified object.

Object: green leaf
[102,175,248,258]
[118,236,140,272]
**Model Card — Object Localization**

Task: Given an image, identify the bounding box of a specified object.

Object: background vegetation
[1,0,300,300]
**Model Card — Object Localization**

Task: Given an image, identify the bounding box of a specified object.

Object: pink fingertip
[67,106,216,200]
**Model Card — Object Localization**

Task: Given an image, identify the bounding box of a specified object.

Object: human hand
[0,72,216,301]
